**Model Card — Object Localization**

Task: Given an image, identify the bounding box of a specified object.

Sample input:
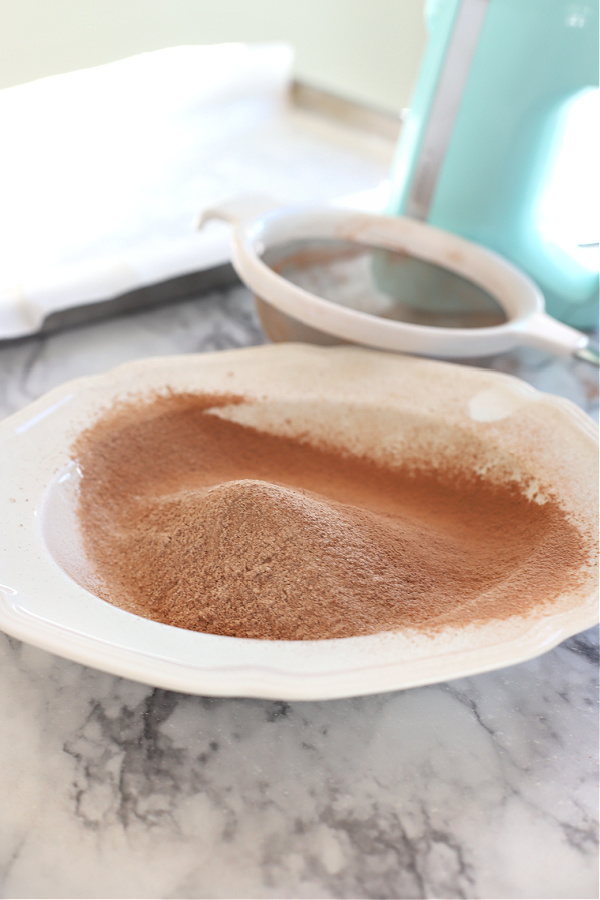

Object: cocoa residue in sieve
[73,392,588,640]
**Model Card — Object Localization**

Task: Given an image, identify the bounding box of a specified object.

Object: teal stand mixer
[387,0,599,330]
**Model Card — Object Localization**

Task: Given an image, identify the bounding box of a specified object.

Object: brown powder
[73,391,589,640]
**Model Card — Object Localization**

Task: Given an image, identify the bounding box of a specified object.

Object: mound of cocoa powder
[73,392,587,640]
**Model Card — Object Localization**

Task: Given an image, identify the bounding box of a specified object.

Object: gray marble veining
[0,285,598,899]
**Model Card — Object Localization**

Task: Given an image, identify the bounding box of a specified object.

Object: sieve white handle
[514,312,597,362]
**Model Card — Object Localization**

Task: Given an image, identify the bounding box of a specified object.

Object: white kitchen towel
[0,44,391,338]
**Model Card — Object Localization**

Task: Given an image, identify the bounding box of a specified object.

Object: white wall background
[0,0,427,112]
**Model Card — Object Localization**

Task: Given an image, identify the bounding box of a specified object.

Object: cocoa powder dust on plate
[73,391,588,641]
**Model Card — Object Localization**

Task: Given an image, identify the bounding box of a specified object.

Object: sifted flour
[73,392,587,640]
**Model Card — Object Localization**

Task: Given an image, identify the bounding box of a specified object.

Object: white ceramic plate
[0,345,597,699]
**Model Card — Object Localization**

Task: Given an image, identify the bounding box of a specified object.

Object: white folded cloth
[0,44,391,338]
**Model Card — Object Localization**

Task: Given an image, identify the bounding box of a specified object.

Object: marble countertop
[0,286,598,899]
